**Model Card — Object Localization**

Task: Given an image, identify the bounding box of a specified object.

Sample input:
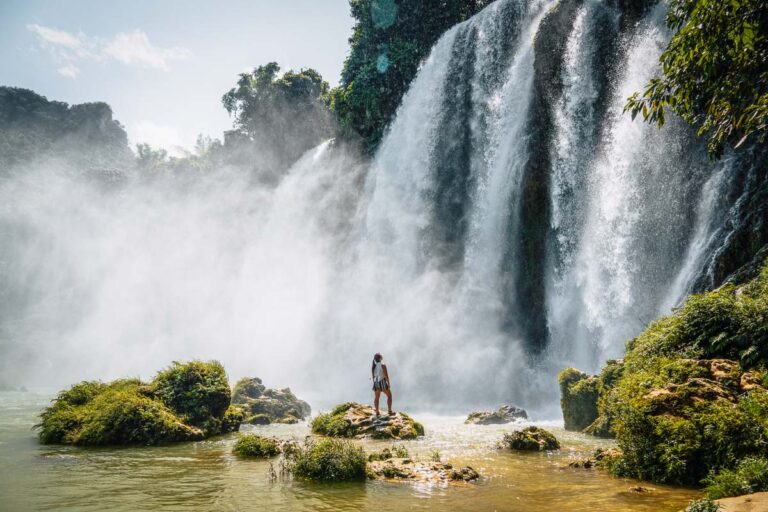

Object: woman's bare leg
[374,389,381,416]
[384,389,393,415]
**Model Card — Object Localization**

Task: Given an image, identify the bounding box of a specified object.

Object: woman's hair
[372,353,383,373]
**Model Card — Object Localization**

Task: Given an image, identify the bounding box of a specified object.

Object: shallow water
[0,392,700,511]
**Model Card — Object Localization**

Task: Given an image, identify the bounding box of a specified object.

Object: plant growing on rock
[232,433,281,458]
[290,438,367,481]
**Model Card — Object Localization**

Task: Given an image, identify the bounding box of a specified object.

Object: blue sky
[0,0,353,154]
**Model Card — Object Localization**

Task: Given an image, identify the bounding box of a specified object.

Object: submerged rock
[500,426,560,451]
[367,458,479,483]
[311,402,424,440]
[37,360,241,446]
[465,405,528,424]
[231,377,311,424]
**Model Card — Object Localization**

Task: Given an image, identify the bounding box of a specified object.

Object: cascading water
[0,0,759,416]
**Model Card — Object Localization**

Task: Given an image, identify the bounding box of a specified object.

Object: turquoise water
[0,392,700,511]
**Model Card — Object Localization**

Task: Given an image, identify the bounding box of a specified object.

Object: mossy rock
[558,368,598,431]
[311,402,424,440]
[232,433,281,458]
[232,377,311,424]
[38,379,203,445]
[465,405,528,424]
[501,426,560,451]
[290,438,367,481]
[38,360,241,446]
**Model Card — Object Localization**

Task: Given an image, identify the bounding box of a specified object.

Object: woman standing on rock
[372,353,393,416]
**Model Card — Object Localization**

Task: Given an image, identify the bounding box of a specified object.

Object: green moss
[311,409,357,438]
[221,406,245,434]
[501,426,560,451]
[38,360,239,446]
[559,368,599,431]
[38,379,202,446]
[704,456,768,499]
[152,360,231,431]
[584,360,625,437]
[232,433,281,458]
[290,438,367,481]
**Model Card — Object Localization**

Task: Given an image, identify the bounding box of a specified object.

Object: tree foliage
[625,0,768,157]
[0,87,132,171]
[329,0,492,152]
[221,62,332,174]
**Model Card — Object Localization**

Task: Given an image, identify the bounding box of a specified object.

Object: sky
[0,0,354,154]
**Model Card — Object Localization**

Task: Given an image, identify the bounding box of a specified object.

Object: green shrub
[593,261,768,485]
[558,368,599,431]
[704,456,768,499]
[685,498,721,512]
[290,438,367,481]
[232,433,281,458]
[501,427,560,451]
[152,360,231,430]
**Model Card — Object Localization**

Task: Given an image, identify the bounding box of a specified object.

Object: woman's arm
[383,364,390,385]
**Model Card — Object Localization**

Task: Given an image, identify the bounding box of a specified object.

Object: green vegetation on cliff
[328,0,492,151]
[564,261,768,486]
[38,360,242,446]
[626,0,768,157]
[0,87,132,171]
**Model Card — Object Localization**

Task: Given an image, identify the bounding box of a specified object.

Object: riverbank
[0,391,699,511]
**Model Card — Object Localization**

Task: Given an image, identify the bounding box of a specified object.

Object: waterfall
[324,0,742,410]
[0,0,757,415]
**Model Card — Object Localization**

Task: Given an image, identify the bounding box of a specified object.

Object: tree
[625,0,768,158]
[328,0,492,152]
[221,63,332,174]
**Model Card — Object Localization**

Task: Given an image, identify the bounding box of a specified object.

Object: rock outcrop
[367,458,479,483]
[500,426,560,451]
[231,377,311,424]
[311,402,424,440]
[465,405,528,424]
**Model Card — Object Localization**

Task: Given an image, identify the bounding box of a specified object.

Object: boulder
[231,377,311,424]
[558,368,599,431]
[500,426,560,451]
[311,402,424,440]
[367,458,479,483]
[465,405,528,424]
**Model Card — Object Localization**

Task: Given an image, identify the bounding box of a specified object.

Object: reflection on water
[0,393,700,511]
